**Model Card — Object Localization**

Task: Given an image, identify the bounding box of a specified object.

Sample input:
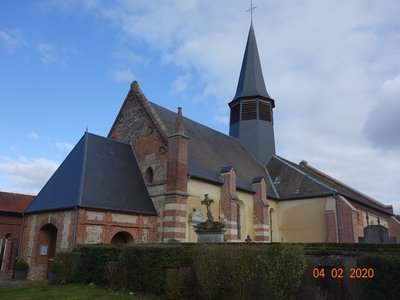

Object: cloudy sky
[1,1,399,213]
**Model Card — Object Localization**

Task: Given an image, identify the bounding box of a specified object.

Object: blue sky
[1,1,400,213]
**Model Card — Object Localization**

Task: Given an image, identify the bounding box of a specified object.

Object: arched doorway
[37,224,58,278]
[111,231,134,244]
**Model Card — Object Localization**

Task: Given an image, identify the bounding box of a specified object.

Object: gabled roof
[232,24,272,102]
[297,160,394,215]
[266,156,335,199]
[25,132,157,215]
[267,156,393,215]
[0,192,35,213]
[150,102,277,195]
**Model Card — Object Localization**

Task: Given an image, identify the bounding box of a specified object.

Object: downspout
[15,212,26,278]
[17,212,25,260]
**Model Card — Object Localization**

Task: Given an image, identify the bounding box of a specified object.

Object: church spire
[229,23,276,165]
[233,24,272,102]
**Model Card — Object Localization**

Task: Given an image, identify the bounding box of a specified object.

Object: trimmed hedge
[73,243,307,299]
[357,254,400,299]
[121,244,193,295]
[192,244,307,300]
[73,245,121,284]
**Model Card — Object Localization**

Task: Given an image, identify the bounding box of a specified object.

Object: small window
[145,167,154,183]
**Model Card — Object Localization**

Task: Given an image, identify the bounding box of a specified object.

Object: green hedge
[73,245,122,284]
[357,254,400,299]
[121,244,193,295]
[73,243,307,299]
[193,244,307,300]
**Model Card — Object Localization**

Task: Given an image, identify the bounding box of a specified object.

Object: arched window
[145,167,154,183]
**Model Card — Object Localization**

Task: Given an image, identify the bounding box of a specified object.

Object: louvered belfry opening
[241,100,257,120]
[229,99,272,124]
[259,101,272,121]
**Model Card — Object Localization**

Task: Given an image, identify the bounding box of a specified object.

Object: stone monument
[195,194,225,243]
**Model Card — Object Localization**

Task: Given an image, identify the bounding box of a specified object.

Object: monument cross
[201,194,214,222]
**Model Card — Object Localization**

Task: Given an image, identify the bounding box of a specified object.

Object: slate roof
[0,192,35,213]
[267,156,393,215]
[150,102,277,195]
[25,132,157,215]
[149,99,392,215]
[232,24,272,102]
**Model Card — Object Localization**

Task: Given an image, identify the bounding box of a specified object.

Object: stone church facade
[1,23,400,280]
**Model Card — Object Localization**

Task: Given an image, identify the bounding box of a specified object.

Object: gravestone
[359,224,397,243]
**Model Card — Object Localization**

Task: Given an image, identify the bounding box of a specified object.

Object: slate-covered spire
[229,24,276,166]
[233,24,271,101]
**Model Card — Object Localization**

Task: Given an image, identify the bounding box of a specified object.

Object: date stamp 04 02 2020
[312,267,375,279]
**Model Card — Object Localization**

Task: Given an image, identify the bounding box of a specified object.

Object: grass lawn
[0,281,162,300]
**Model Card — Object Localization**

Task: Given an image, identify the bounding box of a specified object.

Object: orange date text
[312,267,375,279]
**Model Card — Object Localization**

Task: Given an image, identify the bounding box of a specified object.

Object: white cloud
[0,156,59,194]
[112,47,148,64]
[31,0,400,212]
[111,68,135,82]
[28,132,40,140]
[0,28,28,53]
[37,43,76,65]
[55,142,74,151]
[170,73,191,95]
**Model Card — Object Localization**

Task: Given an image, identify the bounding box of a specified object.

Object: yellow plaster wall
[236,190,255,241]
[186,179,222,242]
[277,197,328,242]
[267,199,280,242]
[186,179,256,242]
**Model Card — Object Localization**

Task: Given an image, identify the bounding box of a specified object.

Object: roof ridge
[150,101,246,144]
[300,161,392,209]
[0,191,36,197]
[77,132,89,206]
[264,158,280,198]
[274,155,337,193]
[87,131,132,146]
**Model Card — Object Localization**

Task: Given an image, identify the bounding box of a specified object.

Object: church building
[1,23,400,280]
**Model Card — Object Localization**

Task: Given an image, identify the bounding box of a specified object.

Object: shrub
[164,268,181,299]
[222,245,259,300]
[50,261,62,273]
[121,244,193,295]
[192,245,226,300]
[257,244,307,300]
[73,245,121,284]
[357,254,400,299]
[192,244,306,300]
[15,259,29,271]
[55,252,76,283]
[104,260,128,289]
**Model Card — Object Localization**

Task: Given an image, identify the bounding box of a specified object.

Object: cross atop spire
[247,0,257,24]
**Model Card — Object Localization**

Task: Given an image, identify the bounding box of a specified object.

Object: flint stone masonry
[85,225,102,244]
[112,213,137,224]
[86,211,105,221]
[60,211,72,250]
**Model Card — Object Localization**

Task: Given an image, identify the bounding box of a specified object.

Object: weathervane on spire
[247,0,257,24]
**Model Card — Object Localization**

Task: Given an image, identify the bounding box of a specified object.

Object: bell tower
[229,24,276,165]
